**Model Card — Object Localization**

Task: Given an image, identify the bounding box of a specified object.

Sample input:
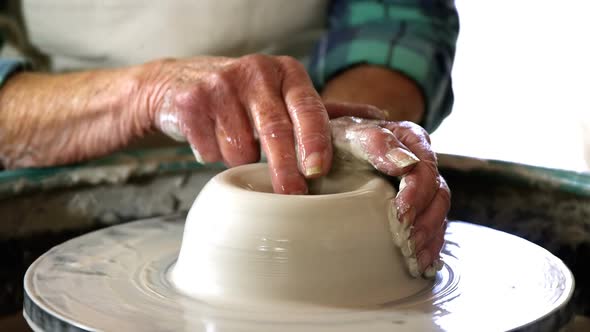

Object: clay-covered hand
[0,55,384,194]
[144,56,386,194]
[330,117,450,276]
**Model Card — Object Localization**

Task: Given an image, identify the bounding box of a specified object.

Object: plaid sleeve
[308,0,459,132]
[0,58,27,87]
[0,31,29,87]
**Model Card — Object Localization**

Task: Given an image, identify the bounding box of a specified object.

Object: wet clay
[172,164,430,307]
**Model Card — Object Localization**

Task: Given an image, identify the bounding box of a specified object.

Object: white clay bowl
[171,163,429,308]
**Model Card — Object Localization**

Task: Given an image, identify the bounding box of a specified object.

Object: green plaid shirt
[309,0,459,132]
[0,0,458,132]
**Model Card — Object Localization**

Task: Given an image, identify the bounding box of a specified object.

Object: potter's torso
[20,0,329,72]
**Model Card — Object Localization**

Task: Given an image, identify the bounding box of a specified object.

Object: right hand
[139,55,386,194]
[0,54,384,194]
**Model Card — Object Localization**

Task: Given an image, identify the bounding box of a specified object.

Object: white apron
[21,0,329,72]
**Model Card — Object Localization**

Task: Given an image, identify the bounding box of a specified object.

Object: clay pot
[171,163,428,308]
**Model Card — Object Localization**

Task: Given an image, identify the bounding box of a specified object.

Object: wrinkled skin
[144,55,389,194]
[331,117,450,272]
[0,54,448,274]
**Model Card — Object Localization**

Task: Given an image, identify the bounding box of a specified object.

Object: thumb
[330,117,420,176]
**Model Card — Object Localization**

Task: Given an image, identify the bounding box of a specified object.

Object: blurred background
[431,0,590,172]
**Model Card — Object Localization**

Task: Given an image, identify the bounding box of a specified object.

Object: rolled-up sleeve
[0,29,29,87]
[0,58,27,87]
[308,0,459,132]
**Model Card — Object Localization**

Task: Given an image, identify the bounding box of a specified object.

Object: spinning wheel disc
[23,217,574,331]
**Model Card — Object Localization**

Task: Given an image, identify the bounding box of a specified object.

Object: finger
[252,102,307,194]
[418,219,447,273]
[330,117,420,176]
[410,178,451,254]
[324,101,388,120]
[278,56,332,178]
[247,83,307,195]
[381,122,440,225]
[394,165,439,225]
[165,88,222,163]
[347,125,420,176]
[213,91,259,167]
[383,121,434,162]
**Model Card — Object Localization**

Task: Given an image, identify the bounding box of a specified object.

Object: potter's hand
[0,55,382,195]
[149,56,385,194]
[330,117,450,276]
[149,55,336,194]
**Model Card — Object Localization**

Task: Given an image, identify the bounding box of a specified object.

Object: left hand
[322,65,448,276]
[330,116,450,276]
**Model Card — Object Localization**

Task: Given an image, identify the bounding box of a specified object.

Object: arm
[0,10,33,169]
[309,0,459,132]
[0,68,148,168]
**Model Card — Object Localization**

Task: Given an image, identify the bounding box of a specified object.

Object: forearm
[310,0,459,132]
[0,68,148,168]
[321,65,425,123]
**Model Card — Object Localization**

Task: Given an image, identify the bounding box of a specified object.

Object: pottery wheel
[23,216,574,332]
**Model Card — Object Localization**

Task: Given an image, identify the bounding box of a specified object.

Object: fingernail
[303,152,323,177]
[190,145,205,164]
[386,148,420,168]
[418,251,431,271]
[412,231,426,252]
[279,184,308,195]
[278,172,309,195]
